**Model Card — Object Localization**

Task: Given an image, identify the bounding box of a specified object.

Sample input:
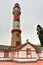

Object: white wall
[13,58,37,62]
[0,51,4,57]
[13,51,18,57]
[13,22,20,29]
[32,52,37,58]
[21,44,36,51]
[19,51,26,58]
[9,52,12,57]
[0,51,12,60]
[39,52,43,59]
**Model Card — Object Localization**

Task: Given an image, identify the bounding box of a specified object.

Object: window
[4,50,9,58]
[17,25,19,27]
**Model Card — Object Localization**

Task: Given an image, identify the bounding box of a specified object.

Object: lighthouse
[11,3,21,47]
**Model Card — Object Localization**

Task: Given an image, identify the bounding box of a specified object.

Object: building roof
[0,45,11,50]
[0,42,42,53]
[33,45,43,53]
[19,42,37,50]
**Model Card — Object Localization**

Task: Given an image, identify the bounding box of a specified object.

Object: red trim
[0,57,11,58]
[38,52,39,58]
[0,50,4,52]
[13,50,36,52]
[0,49,36,52]
[13,57,36,59]
[0,50,14,52]
[4,50,9,58]
[19,42,37,51]
[14,3,20,8]
[0,50,12,53]
[26,49,28,58]
[14,14,20,21]
[0,57,36,59]
[26,48,32,58]
[5,56,11,58]
[18,50,26,51]
[17,50,19,58]
[11,29,21,33]
[15,3,19,7]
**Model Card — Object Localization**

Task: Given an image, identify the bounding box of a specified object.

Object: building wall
[31,52,37,58]
[21,44,37,58]
[0,47,43,61]
[0,50,12,60]
[13,50,37,58]
[21,44,36,50]
[13,58,37,62]
[13,51,18,58]
[0,51,4,58]
[12,43,37,62]
[38,50,43,60]
[19,50,26,58]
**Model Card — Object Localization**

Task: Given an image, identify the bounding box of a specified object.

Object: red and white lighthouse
[11,3,21,47]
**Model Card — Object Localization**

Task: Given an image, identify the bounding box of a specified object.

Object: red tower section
[11,3,21,47]
[13,3,21,22]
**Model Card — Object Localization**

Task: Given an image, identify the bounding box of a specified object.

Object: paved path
[0,61,43,65]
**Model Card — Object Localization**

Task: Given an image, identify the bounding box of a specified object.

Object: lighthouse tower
[11,3,21,47]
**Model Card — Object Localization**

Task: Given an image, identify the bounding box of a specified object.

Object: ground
[0,61,43,65]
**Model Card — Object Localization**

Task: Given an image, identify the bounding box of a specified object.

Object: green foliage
[37,25,43,47]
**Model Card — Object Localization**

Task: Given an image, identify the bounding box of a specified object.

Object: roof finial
[26,39,29,43]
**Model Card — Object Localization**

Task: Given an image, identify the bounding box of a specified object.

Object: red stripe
[11,29,21,33]
[0,57,11,58]
[14,14,20,21]
[0,50,36,52]
[0,57,36,59]
[13,57,36,59]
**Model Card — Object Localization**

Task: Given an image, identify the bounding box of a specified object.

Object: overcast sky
[0,0,43,46]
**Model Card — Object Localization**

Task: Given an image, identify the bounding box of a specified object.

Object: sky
[0,0,43,46]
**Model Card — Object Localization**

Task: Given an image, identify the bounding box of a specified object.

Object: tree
[37,25,43,47]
